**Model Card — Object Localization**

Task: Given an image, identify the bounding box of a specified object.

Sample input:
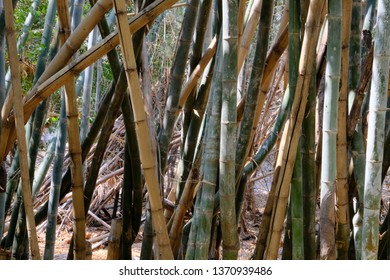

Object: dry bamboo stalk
[96,167,124,185]
[88,210,111,230]
[106,218,122,260]
[238,0,262,71]
[237,0,246,51]
[264,0,326,259]
[336,0,352,259]
[57,0,86,260]
[0,0,180,161]
[178,35,217,110]
[112,0,173,259]
[237,24,288,120]
[88,233,110,243]
[3,0,41,260]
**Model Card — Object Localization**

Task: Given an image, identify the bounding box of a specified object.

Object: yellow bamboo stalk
[237,0,246,50]
[237,24,288,120]
[112,0,173,259]
[178,35,217,110]
[3,0,41,260]
[0,0,180,163]
[264,0,326,259]
[238,0,262,71]
[336,0,352,259]
[57,0,86,259]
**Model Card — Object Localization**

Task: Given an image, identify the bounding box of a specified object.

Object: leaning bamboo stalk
[362,0,390,260]
[336,0,352,260]
[178,36,217,110]
[0,0,180,162]
[235,0,274,184]
[57,0,86,260]
[112,0,173,259]
[3,0,40,260]
[264,0,325,260]
[237,0,261,71]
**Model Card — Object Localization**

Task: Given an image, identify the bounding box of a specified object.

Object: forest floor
[36,184,268,260]
[34,154,274,260]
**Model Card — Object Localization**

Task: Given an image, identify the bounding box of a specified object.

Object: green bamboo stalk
[181,0,213,145]
[288,0,304,260]
[362,0,390,260]
[219,0,239,260]
[71,0,85,31]
[4,0,40,259]
[80,27,98,142]
[158,0,200,174]
[121,95,142,260]
[301,61,317,260]
[170,57,216,257]
[121,141,133,260]
[31,136,56,198]
[191,42,222,260]
[291,138,303,259]
[319,0,342,260]
[94,57,103,113]
[282,200,292,260]
[44,96,67,260]
[348,0,362,110]
[235,0,274,185]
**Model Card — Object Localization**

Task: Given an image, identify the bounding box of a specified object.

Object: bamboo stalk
[158,0,200,174]
[264,0,325,260]
[178,36,217,110]
[362,0,390,260]
[3,0,41,260]
[44,97,67,260]
[112,0,173,259]
[191,40,223,260]
[235,0,274,186]
[220,0,239,260]
[237,0,261,71]
[319,0,342,260]
[336,0,352,260]
[56,0,86,260]
[106,218,122,260]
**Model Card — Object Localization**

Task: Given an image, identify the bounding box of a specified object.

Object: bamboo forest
[0,0,389,261]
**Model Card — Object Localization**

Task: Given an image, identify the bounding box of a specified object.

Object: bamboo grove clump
[0,0,390,260]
